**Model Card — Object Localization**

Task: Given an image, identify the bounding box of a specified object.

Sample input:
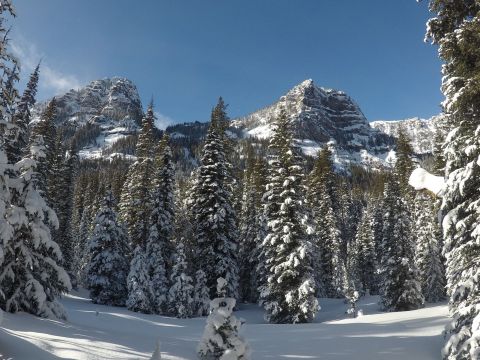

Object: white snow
[0,290,449,359]
[409,168,445,197]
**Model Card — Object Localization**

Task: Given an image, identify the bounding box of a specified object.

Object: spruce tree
[0,134,71,319]
[379,175,424,311]
[414,191,446,303]
[127,245,152,313]
[194,269,210,317]
[190,98,239,299]
[6,63,39,163]
[168,242,194,318]
[119,104,155,248]
[30,98,57,201]
[146,133,175,313]
[261,108,318,324]
[86,190,130,306]
[353,207,378,295]
[307,147,343,298]
[425,3,480,356]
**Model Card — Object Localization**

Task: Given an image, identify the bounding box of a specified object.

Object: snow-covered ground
[0,290,449,359]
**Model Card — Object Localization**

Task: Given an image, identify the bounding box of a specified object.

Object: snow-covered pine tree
[6,63,39,164]
[261,108,318,324]
[0,0,19,131]
[1,134,71,318]
[238,149,266,303]
[413,191,446,303]
[190,98,239,299]
[127,245,152,313]
[197,277,250,360]
[194,269,210,316]
[29,98,57,201]
[353,206,378,295]
[379,175,424,312]
[0,146,13,279]
[146,133,175,313]
[307,146,343,298]
[424,2,480,357]
[119,103,155,248]
[86,189,130,306]
[168,242,194,318]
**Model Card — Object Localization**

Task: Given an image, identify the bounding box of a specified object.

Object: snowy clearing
[0,290,449,360]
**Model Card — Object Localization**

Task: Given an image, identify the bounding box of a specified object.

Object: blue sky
[11,0,442,126]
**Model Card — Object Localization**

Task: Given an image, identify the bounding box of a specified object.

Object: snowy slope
[0,290,449,360]
[370,115,447,154]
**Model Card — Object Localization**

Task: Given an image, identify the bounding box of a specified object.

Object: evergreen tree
[6,63,39,163]
[238,150,266,303]
[119,104,155,248]
[127,245,152,313]
[352,207,377,295]
[194,269,210,317]
[425,2,480,356]
[30,98,57,201]
[168,242,194,318]
[0,1,19,129]
[261,108,318,324]
[0,135,71,318]
[197,278,250,360]
[146,133,175,313]
[414,191,446,303]
[307,147,343,298]
[379,175,424,311]
[86,190,130,306]
[190,98,239,299]
[0,146,13,275]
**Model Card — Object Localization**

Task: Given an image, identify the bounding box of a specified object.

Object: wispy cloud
[11,35,82,97]
[154,111,176,130]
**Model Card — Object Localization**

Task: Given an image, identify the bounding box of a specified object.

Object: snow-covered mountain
[37,77,445,168]
[230,79,395,168]
[31,77,144,159]
[370,115,446,154]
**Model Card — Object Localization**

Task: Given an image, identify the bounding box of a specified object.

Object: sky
[11,0,443,127]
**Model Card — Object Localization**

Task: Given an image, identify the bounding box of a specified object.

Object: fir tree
[146,133,175,313]
[119,104,155,248]
[261,108,318,324]
[197,278,250,360]
[414,191,446,303]
[190,98,239,299]
[86,190,130,306]
[353,207,378,295]
[307,147,343,298]
[127,245,152,313]
[425,2,480,356]
[6,63,39,163]
[30,98,57,201]
[0,134,71,319]
[379,175,424,311]
[194,269,210,317]
[168,242,194,318]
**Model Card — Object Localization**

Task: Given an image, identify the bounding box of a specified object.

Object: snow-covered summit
[32,77,143,127]
[31,77,144,159]
[230,79,395,168]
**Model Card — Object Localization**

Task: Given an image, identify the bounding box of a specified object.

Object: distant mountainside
[34,77,444,170]
[31,77,144,159]
[370,115,447,154]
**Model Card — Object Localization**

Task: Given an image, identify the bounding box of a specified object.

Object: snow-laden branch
[408,168,445,197]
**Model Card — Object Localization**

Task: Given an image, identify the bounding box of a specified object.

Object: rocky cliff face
[370,115,447,154]
[230,79,395,168]
[31,77,144,159]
